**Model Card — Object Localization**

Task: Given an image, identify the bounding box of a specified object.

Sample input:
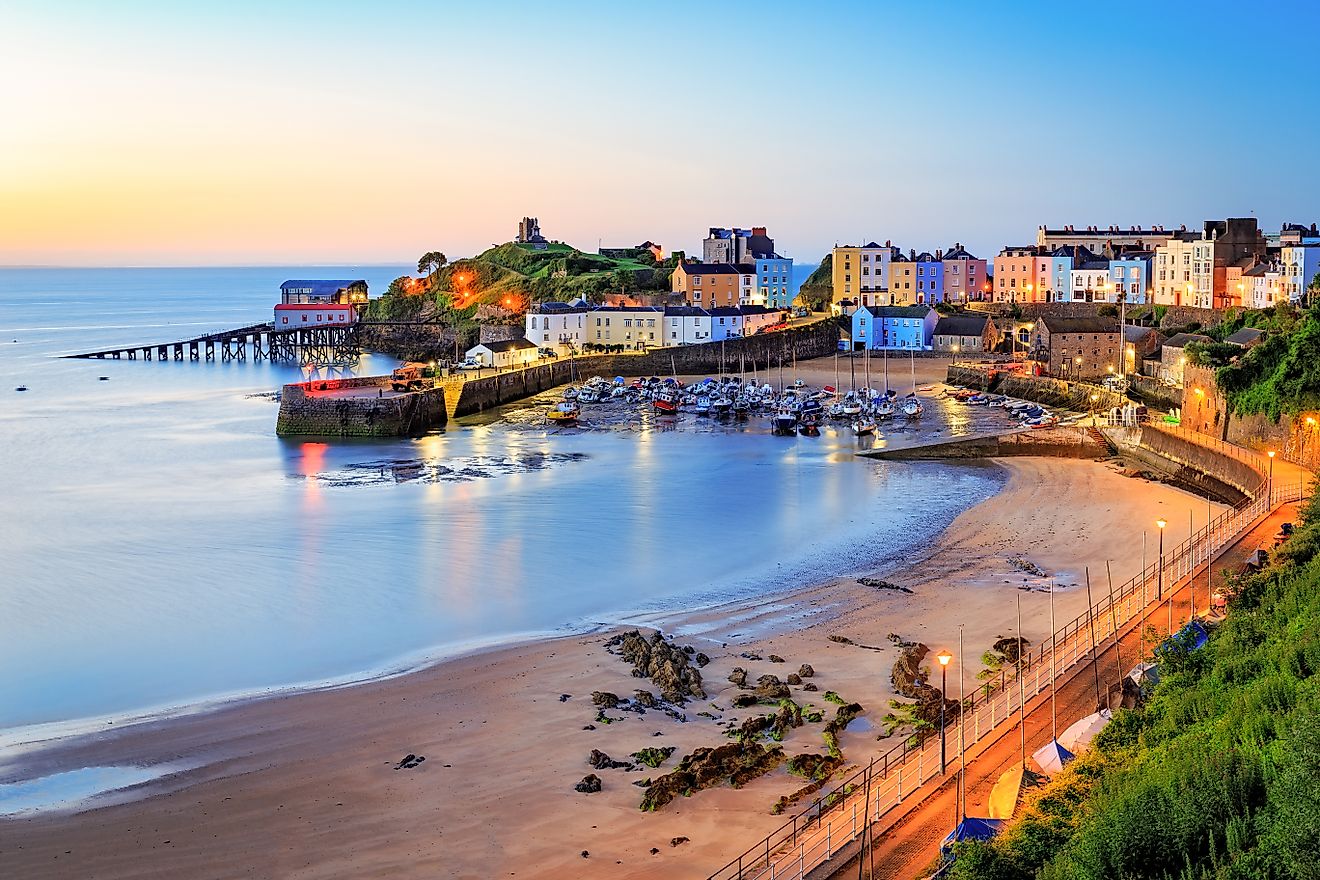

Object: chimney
[751,227,766,236]
[936,249,944,261]
[909,248,916,260]
[885,239,891,248]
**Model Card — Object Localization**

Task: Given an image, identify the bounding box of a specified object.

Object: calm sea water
[0,266,1003,738]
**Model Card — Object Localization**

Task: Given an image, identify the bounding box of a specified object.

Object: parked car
[455,358,481,371]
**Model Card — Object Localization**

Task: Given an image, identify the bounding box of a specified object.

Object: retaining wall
[277,376,448,437]
[1138,425,1264,499]
[864,426,1108,461]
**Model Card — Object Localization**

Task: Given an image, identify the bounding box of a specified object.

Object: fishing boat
[577,387,600,404]
[653,390,679,414]
[902,395,924,419]
[547,400,580,424]
[772,404,798,435]
[563,386,579,401]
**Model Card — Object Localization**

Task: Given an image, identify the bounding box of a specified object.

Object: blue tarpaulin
[942,817,1004,849]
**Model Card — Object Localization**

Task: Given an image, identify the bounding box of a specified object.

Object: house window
[282,317,289,324]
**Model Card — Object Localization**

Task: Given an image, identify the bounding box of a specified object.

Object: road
[829,502,1303,880]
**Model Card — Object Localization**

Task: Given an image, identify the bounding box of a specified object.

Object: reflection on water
[0,268,1007,739]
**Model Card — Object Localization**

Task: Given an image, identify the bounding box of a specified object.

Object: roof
[1123,325,1161,343]
[477,338,537,352]
[678,262,744,276]
[1039,316,1120,335]
[861,305,932,319]
[942,244,979,261]
[535,301,587,313]
[915,252,938,263]
[664,306,708,317]
[274,303,355,310]
[1225,327,1265,346]
[280,280,366,295]
[934,315,990,337]
[1163,333,1214,349]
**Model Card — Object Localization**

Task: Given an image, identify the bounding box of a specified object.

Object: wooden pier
[66,323,363,366]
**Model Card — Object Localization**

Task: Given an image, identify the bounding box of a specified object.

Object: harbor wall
[277,377,448,437]
[1137,425,1264,499]
[447,321,841,416]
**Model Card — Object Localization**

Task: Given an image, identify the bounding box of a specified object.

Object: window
[281,316,288,324]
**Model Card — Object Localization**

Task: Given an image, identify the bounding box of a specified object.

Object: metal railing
[708,435,1310,880]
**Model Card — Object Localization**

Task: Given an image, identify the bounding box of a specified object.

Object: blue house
[755,255,794,309]
[914,252,944,304]
[851,305,937,350]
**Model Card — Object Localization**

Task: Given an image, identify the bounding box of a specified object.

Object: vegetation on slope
[1213,303,1320,421]
[948,493,1320,880]
[795,254,832,311]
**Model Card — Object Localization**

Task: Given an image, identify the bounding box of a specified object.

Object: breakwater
[861,425,1109,461]
[276,376,447,437]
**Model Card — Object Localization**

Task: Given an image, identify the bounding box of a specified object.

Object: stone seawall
[863,426,1108,461]
[447,321,840,416]
[1137,425,1264,499]
[277,376,448,437]
[946,365,1126,413]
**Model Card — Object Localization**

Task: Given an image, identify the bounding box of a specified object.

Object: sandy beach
[0,383,1224,880]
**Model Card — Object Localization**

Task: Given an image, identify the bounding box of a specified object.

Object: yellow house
[831,242,893,309]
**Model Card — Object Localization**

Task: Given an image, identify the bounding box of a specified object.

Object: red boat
[653,392,678,413]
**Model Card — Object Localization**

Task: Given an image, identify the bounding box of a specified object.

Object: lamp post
[1156,517,1169,634]
[936,649,953,774]
[1074,355,1083,382]
[1268,450,1276,505]
[1303,416,1318,469]
[1090,391,1100,425]
[951,342,960,367]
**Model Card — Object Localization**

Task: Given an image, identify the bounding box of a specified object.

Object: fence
[707,430,1310,880]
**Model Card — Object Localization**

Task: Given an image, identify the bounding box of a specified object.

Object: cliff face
[796,254,832,310]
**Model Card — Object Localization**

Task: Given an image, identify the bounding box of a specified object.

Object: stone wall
[865,426,1108,461]
[946,365,1126,413]
[1178,362,1320,467]
[1137,425,1264,500]
[277,376,448,437]
[479,324,523,345]
[447,320,841,416]
[1129,374,1184,412]
[970,300,1226,330]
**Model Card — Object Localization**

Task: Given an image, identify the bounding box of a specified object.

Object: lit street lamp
[1090,391,1100,425]
[1156,517,1170,634]
[936,649,953,774]
[951,342,960,367]
[1304,416,1318,468]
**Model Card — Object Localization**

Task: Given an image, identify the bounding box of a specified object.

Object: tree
[418,251,448,277]
[612,268,632,294]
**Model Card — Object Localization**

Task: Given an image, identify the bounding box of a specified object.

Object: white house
[1282,242,1320,303]
[1069,257,1111,304]
[708,305,781,341]
[664,306,711,344]
[466,338,538,369]
[524,302,589,354]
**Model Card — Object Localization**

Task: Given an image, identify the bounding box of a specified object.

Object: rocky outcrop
[575,774,602,793]
[891,642,958,727]
[639,742,785,811]
[606,630,705,704]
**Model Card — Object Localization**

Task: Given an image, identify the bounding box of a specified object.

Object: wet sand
[0,389,1224,880]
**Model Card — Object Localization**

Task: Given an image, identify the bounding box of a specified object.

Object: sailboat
[902,348,924,419]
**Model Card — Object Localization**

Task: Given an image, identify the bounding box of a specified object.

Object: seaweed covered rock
[631,746,676,768]
[575,774,602,793]
[588,749,631,770]
[639,742,785,811]
[727,667,749,688]
[592,691,621,708]
[891,642,958,727]
[633,690,657,708]
[770,699,804,741]
[787,673,802,686]
[608,630,705,704]
[992,636,1029,664]
[822,702,865,757]
[786,752,844,782]
[732,693,762,709]
[753,675,790,701]
[734,714,774,742]
[798,664,815,678]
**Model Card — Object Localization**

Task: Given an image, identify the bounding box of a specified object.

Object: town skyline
[5,1,1319,267]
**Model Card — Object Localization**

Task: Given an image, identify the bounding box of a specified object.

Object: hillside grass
[948,493,1320,880]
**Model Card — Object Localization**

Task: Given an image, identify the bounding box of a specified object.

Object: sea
[0,264,1005,743]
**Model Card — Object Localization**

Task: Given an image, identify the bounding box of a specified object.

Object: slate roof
[1163,333,1214,349]
[679,262,743,275]
[861,305,932,319]
[479,338,537,352]
[942,245,979,260]
[934,315,990,337]
[664,306,708,317]
[1225,327,1265,346]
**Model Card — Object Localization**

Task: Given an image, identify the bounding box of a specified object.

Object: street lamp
[1304,416,1318,468]
[936,649,953,774]
[952,342,960,367]
[1090,391,1100,424]
[1074,355,1083,381]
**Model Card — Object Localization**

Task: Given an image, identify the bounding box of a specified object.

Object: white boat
[547,401,580,424]
[902,395,924,418]
[563,386,579,401]
[694,394,712,415]
[876,398,896,418]
[772,405,798,434]
[852,418,877,436]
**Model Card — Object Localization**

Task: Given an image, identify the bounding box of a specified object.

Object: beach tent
[941,817,1004,850]
[988,766,1024,819]
[1031,739,1075,774]
[1059,710,1112,754]
[1128,661,1161,688]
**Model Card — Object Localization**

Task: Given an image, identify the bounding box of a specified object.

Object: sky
[3,0,1319,267]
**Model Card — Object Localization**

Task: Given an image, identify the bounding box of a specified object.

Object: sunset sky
[4,0,1318,267]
